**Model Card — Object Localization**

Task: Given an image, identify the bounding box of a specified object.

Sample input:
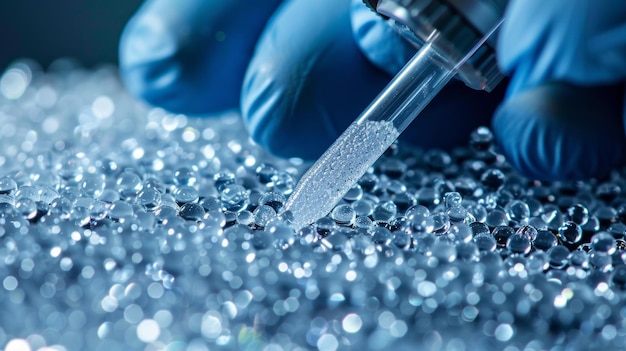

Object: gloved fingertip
[119,12,182,108]
[349,0,416,75]
[493,82,626,181]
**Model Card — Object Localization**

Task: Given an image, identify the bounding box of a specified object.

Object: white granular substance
[285,120,399,229]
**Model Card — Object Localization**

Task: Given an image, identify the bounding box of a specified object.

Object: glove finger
[349,0,417,75]
[498,0,626,95]
[119,0,282,114]
[241,0,391,160]
[492,82,626,181]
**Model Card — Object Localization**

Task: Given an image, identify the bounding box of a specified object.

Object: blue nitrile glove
[119,0,283,114]
[120,0,505,161]
[493,0,626,181]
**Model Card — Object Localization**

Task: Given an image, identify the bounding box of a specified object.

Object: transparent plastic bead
[443,192,462,209]
[273,171,295,195]
[315,216,336,237]
[566,204,589,226]
[255,163,278,184]
[15,186,38,201]
[548,245,570,269]
[485,209,508,228]
[469,221,490,236]
[379,158,406,179]
[116,171,143,199]
[358,173,379,193]
[180,203,205,222]
[558,221,582,245]
[533,230,558,251]
[448,223,472,243]
[526,251,549,274]
[354,215,373,230]
[516,225,538,241]
[591,232,616,255]
[213,171,236,191]
[473,233,496,251]
[330,204,356,226]
[431,212,450,234]
[173,186,199,204]
[372,226,393,245]
[469,126,494,152]
[569,250,589,269]
[253,205,277,228]
[109,200,134,221]
[352,199,374,217]
[505,200,530,222]
[15,198,37,220]
[465,202,487,223]
[80,173,106,197]
[220,184,249,213]
[0,177,18,197]
[506,234,531,255]
[137,188,161,211]
[343,184,363,202]
[199,196,222,212]
[423,149,451,170]
[493,226,515,248]
[372,201,397,223]
[174,166,198,187]
[589,252,612,272]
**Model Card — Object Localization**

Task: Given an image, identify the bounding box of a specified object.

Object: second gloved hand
[493,0,626,181]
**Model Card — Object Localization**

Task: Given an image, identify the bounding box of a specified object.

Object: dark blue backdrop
[0,0,143,70]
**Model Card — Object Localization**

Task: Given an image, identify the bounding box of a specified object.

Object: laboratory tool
[285,0,508,229]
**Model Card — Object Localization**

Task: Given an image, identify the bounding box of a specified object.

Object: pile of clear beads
[1,60,626,350]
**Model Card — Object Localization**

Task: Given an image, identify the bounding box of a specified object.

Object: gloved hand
[493,0,626,180]
[119,0,504,162]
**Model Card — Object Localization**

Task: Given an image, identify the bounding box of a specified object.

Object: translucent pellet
[180,203,205,222]
[137,187,161,210]
[173,185,199,204]
[548,245,570,269]
[504,200,530,222]
[330,204,356,226]
[174,166,198,186]
[219,184,249,212]
[372,201,397,223]
[566,204,589,226]
[469,126,494,152]
[516,225,538,241]
[485,209,508,228]
[474,233,496,251]
[80,173,106,197]
[0,177,17,196]
[591,232,616,254]
[493,226,515,248]
[506,234,531,255]
[558,221,583,245]
[533,230,558,251]
[253,205,277,228]
[116,171,143,199]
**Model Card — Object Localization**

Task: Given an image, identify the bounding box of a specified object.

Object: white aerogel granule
[285,120,400,229]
